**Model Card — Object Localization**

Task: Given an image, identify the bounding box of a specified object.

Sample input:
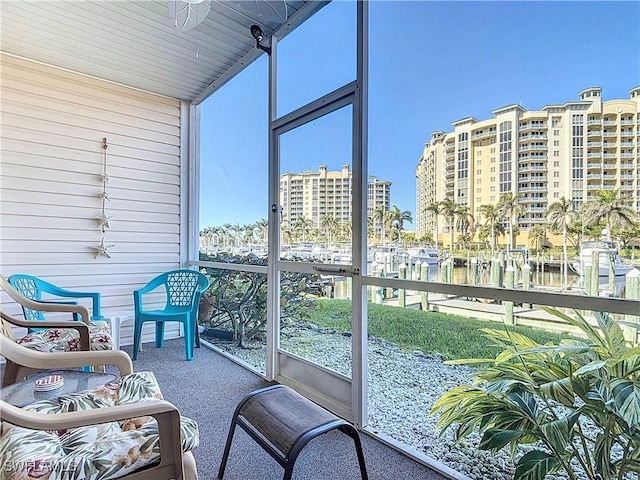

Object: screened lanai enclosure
[2,1,640,479]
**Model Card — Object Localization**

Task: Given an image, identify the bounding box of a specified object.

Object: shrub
[431,308,640,480]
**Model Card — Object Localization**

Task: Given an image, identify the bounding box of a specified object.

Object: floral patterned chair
[0,326,199,480]
[0,275,112,385]
[0,371,199,480]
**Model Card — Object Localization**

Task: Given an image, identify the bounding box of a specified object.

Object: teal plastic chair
[7,274,103,331]
[133,269,210,361]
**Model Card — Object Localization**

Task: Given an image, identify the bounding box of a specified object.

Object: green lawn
[307,299,580,360]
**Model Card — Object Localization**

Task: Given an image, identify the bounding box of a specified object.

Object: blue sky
[200,1,640,229]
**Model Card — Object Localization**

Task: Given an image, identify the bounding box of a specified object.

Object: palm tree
[497,193,525,250]
[388,205,412,243]
[454,204,473,236]
[528,224,547,275]
[479,204,500,254]
[320,215,338,247]
[280,220,293,244]
[545,197,576,289]
[372,206,387,244]
[439,198,458,254]
[293,216,313,243]
[424,202,442,247]
[528,224,547,253]
[255,218,268,244]
[583,189,637,242]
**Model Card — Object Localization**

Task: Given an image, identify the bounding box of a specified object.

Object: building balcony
[621,130,634,137]
[587,141,602,148]
[603,120,616,126]
[519,133,547,141]
[518,145,547,152]
[620,119,634,125]
[518,165,546,174]
[587,130,602,137]
[471,129,496,140]
[518,154,547,161]
[587,119,601,126]
[621,162,635,169]
[519,123,547,131]
[518,185,547,193]
[602,131,618,138]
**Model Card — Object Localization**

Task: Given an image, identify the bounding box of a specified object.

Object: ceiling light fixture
[250,24,271,56]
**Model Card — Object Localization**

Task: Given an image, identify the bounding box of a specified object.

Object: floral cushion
[0,371,199,480]
[17,321,112,352]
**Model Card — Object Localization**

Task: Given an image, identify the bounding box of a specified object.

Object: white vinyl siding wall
[0,54,184,347]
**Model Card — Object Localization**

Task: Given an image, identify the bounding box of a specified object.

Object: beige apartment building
[280,164,391,233]
[416,86,640,247]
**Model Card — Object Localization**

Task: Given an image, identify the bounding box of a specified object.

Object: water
[364,261,628,298]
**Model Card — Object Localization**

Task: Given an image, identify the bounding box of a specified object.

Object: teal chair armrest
[7,275,103,320]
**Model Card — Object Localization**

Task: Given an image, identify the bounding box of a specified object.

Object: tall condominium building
[280,164,391,231]
[416,86,640,247]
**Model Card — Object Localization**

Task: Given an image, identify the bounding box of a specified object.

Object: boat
[406,246,440,266]
[570,241,634,277]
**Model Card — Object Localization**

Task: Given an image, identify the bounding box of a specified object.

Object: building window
[554,192,559,198]
[476,179,481,184]
[554,151,559,157]
[553,140,559,146]
[554,182,559,187]
[490,166,495,172]
[554,130,559,136]
[554,171,560,177]
[554,160,560,167]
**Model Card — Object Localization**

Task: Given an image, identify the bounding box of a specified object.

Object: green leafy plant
[431,308,640,480]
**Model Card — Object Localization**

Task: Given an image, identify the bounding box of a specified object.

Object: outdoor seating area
[2,2,638,480]
[0,274,444,480]
[0,329,446,480]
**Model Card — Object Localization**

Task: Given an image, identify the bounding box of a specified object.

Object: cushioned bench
[218,384,368,480]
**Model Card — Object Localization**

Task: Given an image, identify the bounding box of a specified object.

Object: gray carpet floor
[123,339,451,480]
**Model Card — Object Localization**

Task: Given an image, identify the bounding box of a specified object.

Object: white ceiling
[0,0,323,103]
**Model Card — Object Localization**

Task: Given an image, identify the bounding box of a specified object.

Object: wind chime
[94,137,114,258]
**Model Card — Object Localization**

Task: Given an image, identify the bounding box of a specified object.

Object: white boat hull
[571,261,633,277]
[572,240,635,277]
